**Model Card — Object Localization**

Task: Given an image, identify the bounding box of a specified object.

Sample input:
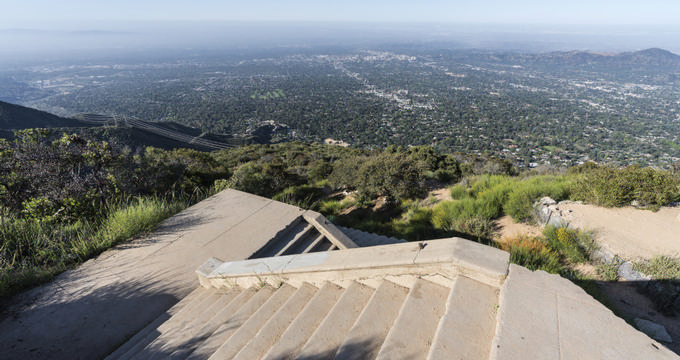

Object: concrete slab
[492,264,680,360]
[233,283,318,360]
[185,285,276,360]
[209,284,297,359]
[295,281,374,359]
[204,237,510,290]
[168,286,258,360]
[376,278,449,360]
[261,282,344,360]
[335,280,409,360]
[427,276,498,360]
[0,189,303,360]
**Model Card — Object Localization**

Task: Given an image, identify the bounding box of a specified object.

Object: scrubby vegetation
[570,164,680,210]
[1,128,679,302]
[635,256,680,281]
[498,226,597,277]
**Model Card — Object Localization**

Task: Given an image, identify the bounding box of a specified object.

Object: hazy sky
[3,0,679,28]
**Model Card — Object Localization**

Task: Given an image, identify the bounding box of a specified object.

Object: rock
[534,197,572,227]
[631,200,640,207]
[618,261,651,282]
[539,197,557,206]
[634,318,673,343]
[591,247,618,264]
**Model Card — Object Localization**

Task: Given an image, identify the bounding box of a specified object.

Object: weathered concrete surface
[335,280,408,360]
[0,189,303,360]
[202,237,510,290]
[491,264,679,360]
[295,281,374,359]
[233,283,318,360]
[376,278,449,360]
[260,282,344,360]
[427,276,498,360]
[209,283,297,359]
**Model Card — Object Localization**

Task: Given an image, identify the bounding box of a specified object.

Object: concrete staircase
[106,238,679,360]
[105,239,506,360]
[106,278,498,360]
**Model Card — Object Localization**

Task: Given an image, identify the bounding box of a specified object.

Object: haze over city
[2,0,680,61]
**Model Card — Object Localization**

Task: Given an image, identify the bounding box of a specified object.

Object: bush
[503,176,572,222]
[635,256,680,280]
[543,226,595,264]
[498,235,563,274]
[329,152,428,202]
[570,165,680,210]
[449,184,470,200]
[273,185,323,209]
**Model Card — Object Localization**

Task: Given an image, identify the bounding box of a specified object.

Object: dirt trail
[559,203,680,260]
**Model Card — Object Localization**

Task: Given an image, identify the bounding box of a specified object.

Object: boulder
[538,197,557,206]
[634,318,673,343]
[618,261,651,282]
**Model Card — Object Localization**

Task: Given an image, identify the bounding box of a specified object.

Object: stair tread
[427,276,499,360]
[261,282,345,360]
[302,233,326,254]
[105,286,208,360]
[208,283,298,359]
[146,287,242,360]
[335,280,409,360]
[118,287,221,360]
[130,288,226,360]
[184,285,276,360]
[376,278,449,360]
[168,287,258,360]
[276,224,315,256]
[233,283,318,360]
[294,281,374,360]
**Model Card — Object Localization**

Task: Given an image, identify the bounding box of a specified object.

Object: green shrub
[318,199,343,215]
[597,261,621,281]
[498,235,563,274]
[456,216,495,240]
[503,176,572,222]
[449,184,470,200]
[89,197,185,252]
[542,226,595,264]
[635,256,680,280]
[571,165,680,209]
[273,185,323,209]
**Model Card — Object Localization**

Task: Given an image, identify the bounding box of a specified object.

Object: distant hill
[0,101,91,129]
[536,48,680,69]
[0,101,244,151]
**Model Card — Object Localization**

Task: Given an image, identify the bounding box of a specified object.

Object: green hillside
[0,101,91,129]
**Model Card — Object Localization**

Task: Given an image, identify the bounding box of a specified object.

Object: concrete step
[276,224,316,256]
[128,287,228,360]
[104,286,208,360]
[117,287,222,360]
[335,280,409,360]
[261,282,345,360]
[184,285,276,360]
[426,276,499,360]
[252,218,306,258]
[233,283,318,360]
[145,287,242,360]
[376,278,449,360]
[207,283,298,359]
[167,286,259,360]
[295,281,375,359]
[302,233,327,253]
